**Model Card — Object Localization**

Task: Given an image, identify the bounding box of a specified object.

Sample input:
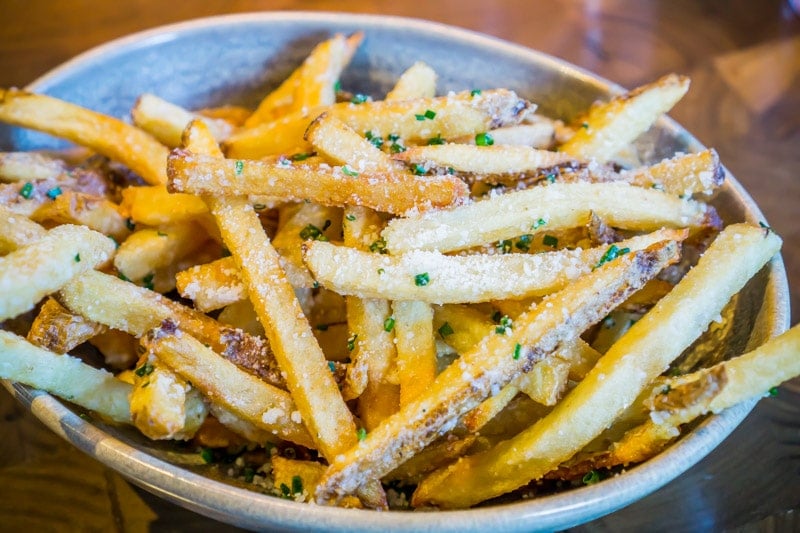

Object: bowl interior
[0,12,790,533]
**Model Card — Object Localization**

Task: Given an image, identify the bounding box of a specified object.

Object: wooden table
[1,1,798,531]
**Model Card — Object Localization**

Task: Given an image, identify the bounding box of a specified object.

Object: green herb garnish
[19,182,34,199]
[291,152,312,161]
[513,343,522,360]
[200,447,215,464]
[369,238,387,254]
[291,475,303,494]
[438,322,454,338]
[365,130,384,148]
[532,218,546,230]
[515,234,533,252]
[345,213,356,221]
[299,224,329,241]
[412,164,427,176]
[357,427,368,441]
[351,93,369,104]
[134,362,154,377]
[414,272,430,286]
[497,239,512,254]
[594,244,630,269]
[543,234,559,248]
[46,186,62,199]
[475,132,494,146]
[234,160,244,175]
[582,470,601,485]
[470,89,482,97]
[347,333,358,351]
[415,109,436,121]
[74,253,80,263]
[427,134,445,145]
[342,165,359,176]
[384,316,396,332]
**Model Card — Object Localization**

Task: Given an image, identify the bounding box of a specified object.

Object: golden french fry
[0,330,132,424]
[0,89,169,185]
[167,149,469,215]
[120,185,209,226]
[393,144,574,176]
[623,148,724,196]
[0,151,67,182]
[27,297,106,354]
[0,205,46,252]
[452,121,556,148]
[31,191,130,241]
[559,74,690,162]
[175,256,247,312]
[131,93,235,147]
[382,182,713,253]
[144,324,314,448]
[392,300,437,407]
[304,228,688,303]
[0,224,115,321]
[412,223,780,509]
[114,222,207,282]
[384,62,437,101]
[225,89,532,159]
[315,242,678,504]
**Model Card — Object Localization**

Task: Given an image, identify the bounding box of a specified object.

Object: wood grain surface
[0,1,798,531]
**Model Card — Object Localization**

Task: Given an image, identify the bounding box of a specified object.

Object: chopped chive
[470,89,482,97]
[582,470,601,485]
[531,218,546,230]
[118,272,131,282]
[234,160,244,175]
[412,164,427,176]
[328,361,336,373]
[390,142,406,153]
[388,133,400,142]
[157,231,168,237]
[414,272,430,286]
[347,333,358,351]
[312,280,320,289]
[543,234,559,248]
[291,152,312,161]
[427,134,445,145]
[768,386,779,397]
[496,239,512,254]
[377,268,385,275]
[46,186,62,199]
[492,311,502,323]
[351,93,369,104]
[280,483,291,498]
[515,234,533,252]
[545,172,556,183]
[475,132,494,146]
[342,165,359,176]
[243,467,255,483]
[364,130,384,148]
[200,447,215,464]
[383,316,396,332]
[333,80,341,92]
[142,273,155,290]
[74,253,80,263]
[369,238,387,254]
[19,182,34,199]
[513,343,522,360]
[291,475,303,494]
[134,362,154,377]
[345,213,356,221]
[415,109,436,121]
[357,427,368,441]
[594,244,630,270]
[299,224,328,241]
[438,322,454,338]
[581,122,589,129]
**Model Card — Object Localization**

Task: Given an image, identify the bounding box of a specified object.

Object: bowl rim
[5,10,792,532]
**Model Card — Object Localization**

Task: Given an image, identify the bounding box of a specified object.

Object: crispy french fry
[114,222,206,282]
[382,182,713,253]
[0,89,169,185]
[0,205,46,252]
[392,300,437,407]
[120,185,209,226]
[167,149,469,215]
[0,330,132,423]
[225,89,532,159]
[144,324,314,448]
[315,242,678,504]
[393,144,574,176]
[129,353,208,440]
[0,151,67,182]
[176,257,247,312]
[31,191,130,241]
[58,270,286,388]
[131,93,236,147]
[559,74,690,162]
[412,223,780,508]
[0,224,115,321]
[452,121,556,148]
[623,148,724,196]
[384,62,437,100]
[304,228,688,303]
[27,297,106,354]
[384,434,477,484]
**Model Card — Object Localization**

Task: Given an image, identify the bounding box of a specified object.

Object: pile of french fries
[0,32,797,510]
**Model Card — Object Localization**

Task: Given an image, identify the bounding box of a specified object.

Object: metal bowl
[0,12,790,532]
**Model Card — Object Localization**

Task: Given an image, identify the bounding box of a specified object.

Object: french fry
[27,297,106,354]
[131,93,236,147]
[271,455,327,502]
[244,32,363,127]
[0,224,115,321]
[412,223,780,508]
[304,228,688,303]
[176,257,247,312]
[183,121,362,466]
[0,330,132,424]
[382,181,713,253]
[384,62,437,101]
[143,323,314,448]
[0,151,67,182]
[0,205,46,252]
[225,89,532,159]
[559,74,690,162]
[393,144,574,176]
[120,185,209,226]
[31,191,130,241]
[0,88,169,185]
[452,121,556,148]
[58,270,287,389]
[167,149,469,215]
[114,222,207,282]
[384,434,478,484]
[315,242,678,504]
[392,300,437,407]
[622,148,724,196]
[129,353,208,441]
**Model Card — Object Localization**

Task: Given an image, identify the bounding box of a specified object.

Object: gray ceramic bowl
[0,12,790,533]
